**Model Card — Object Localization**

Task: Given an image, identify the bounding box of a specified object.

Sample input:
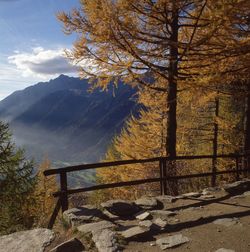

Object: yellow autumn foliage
[32,158,58,227]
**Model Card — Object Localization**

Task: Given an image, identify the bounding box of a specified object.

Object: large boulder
[63,205,105,227]
[101,200,140,217]
[0,228,54,252]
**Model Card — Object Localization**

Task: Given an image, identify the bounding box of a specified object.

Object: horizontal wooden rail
[44,157,160,176]
[44,153,249,176]
[52,168,249,197]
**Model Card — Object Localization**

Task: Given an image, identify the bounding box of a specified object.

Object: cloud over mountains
[8,47,78,78]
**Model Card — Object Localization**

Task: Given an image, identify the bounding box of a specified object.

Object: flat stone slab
[120,226,149,239]
[156,195,177,203]
[184,206,203,211]
[77,220,116,234]
[101,200,140,217]
[199,194,215,199]
[135,211,151,220]
[175,195,185,199]
[92,229,120,252]
[50,238,84,252]
[215,249,235,252]
[243,191,250,196]
[150,210,176,219]
[223,180,250,195]
[139,220,154,229]
[135,197,158,210]
[182,192,201,198]
[202,187,221,195]
[154,218,168,229]
[156,234,189,250]
[63,205,105,227]
[232,195,245,199]
[213,218,240,227]
[0,228,54,252]
[103,210,119,220]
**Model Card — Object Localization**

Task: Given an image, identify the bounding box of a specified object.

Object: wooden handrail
[44,157,161,176]
[52,168,249,197]
[44,153,250,229]
[44,153,249,176]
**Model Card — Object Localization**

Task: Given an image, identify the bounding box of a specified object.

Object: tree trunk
[165,5,178,195]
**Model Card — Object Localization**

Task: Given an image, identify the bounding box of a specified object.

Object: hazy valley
[0,75,138,186]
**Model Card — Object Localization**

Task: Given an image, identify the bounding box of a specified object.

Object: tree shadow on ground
[129,193,250,242]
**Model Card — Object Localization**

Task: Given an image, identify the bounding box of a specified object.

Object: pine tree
[0,121,36,235]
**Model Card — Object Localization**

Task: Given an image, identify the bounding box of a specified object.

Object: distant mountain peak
[0,76,138,165]
[57,74,71,79]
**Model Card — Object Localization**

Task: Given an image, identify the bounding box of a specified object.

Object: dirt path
[124,192,250,252]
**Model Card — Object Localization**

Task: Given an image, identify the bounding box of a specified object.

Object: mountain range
[0,75,138,171]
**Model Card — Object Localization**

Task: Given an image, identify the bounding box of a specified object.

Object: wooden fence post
[244,153,250,178]
[47,198,61,229]
[159,159,163,195]
[211,157,217,187]
[248,155,250,177]
[211,97,219,187]
[162,158,167,195]
[60,172,68,212]
[235,156,239,180]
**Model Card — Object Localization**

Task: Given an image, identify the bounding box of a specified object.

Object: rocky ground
[1,180,250,252]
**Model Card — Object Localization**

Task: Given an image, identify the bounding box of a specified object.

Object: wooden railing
[44,153,250,229]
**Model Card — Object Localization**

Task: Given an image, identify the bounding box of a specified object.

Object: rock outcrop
[0,228,54,252]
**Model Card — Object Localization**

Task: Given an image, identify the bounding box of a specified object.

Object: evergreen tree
[0,121,35,235]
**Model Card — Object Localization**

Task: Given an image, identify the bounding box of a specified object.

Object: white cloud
[0,62,38,101]
[8,47,78,79]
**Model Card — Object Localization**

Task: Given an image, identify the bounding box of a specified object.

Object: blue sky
[0,0,81,100]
